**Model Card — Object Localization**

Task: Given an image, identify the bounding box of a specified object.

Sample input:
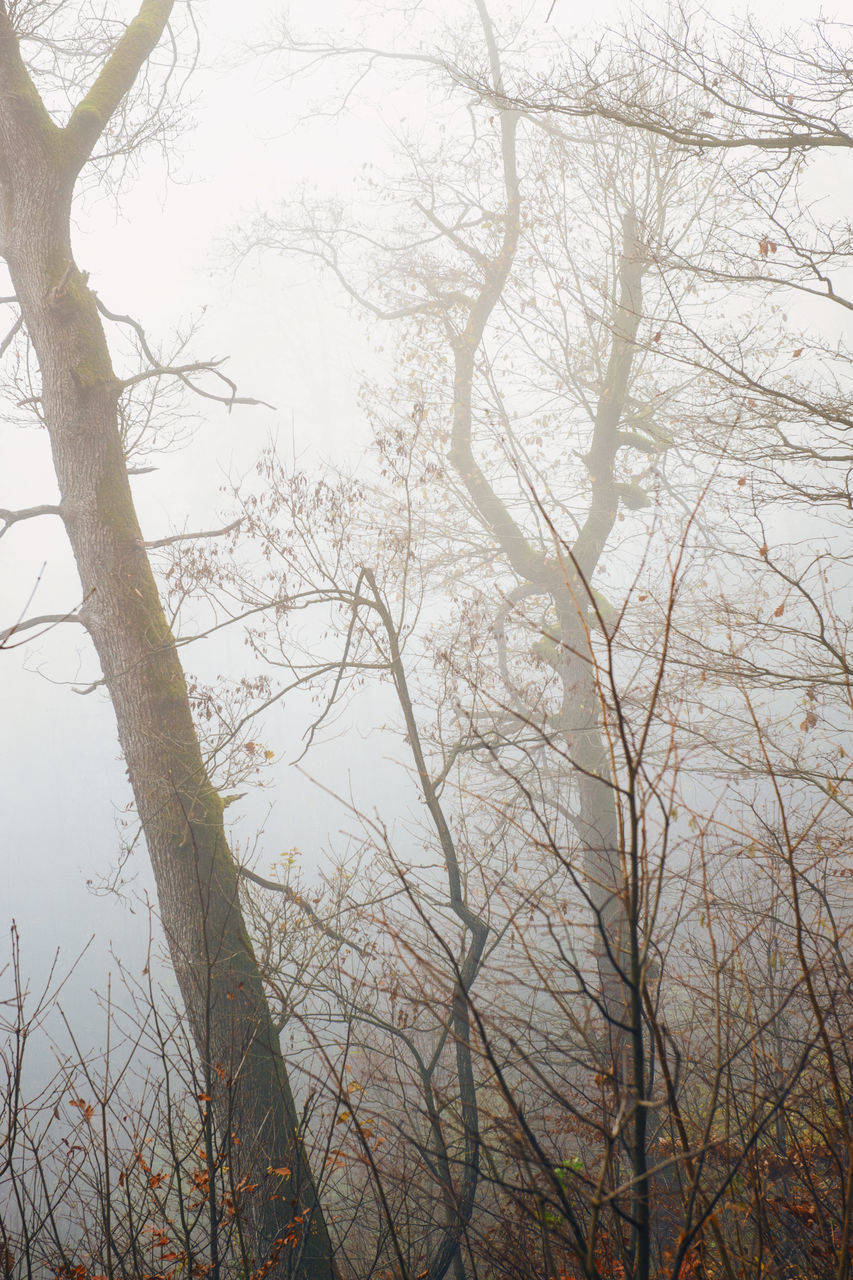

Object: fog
[2,0,394,1001]
[1,1,851,1278]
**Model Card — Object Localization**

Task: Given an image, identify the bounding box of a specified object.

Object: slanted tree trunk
[0,7,332,1277]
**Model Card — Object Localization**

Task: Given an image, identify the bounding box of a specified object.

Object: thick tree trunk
[0,9,332,1278]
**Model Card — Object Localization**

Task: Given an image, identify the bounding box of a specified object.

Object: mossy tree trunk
[0,7,333,1276]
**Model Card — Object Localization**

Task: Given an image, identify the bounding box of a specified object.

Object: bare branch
[144,518,243,550]
[0,503,62,539]
[1,610,86,648]
[94,295,274,410]
[0,312,21,357]
[237,865,366,958]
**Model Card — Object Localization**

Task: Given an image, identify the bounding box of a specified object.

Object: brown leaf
[793,347,803,357]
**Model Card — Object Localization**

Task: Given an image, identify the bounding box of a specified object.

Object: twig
[94,295,274,410]
[237,865,366,957]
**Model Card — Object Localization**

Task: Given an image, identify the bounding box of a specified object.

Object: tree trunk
[0,8,333,1277]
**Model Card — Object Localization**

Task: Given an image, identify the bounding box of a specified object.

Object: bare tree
[229,6,853,1278]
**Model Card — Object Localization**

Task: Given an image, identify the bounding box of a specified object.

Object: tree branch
[95,295,274,409]
[237,865,366,958]
[144,518,243,550]
[0,504,63,539]
[0,11,61,161]
[63,0,175,174]
[1,611,85,647]
[0,311,22,358]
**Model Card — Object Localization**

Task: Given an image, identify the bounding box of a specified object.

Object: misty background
[0,0,844,1049]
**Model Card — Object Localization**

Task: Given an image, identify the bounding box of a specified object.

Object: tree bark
[0,8,333,1277]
